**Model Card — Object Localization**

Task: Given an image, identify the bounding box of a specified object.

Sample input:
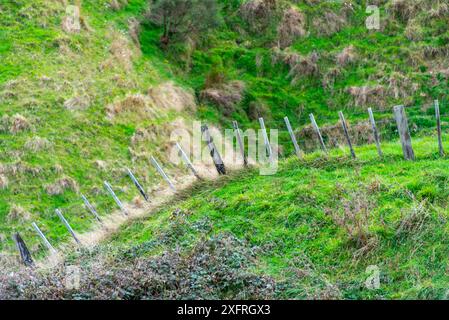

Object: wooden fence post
[435,100,444,156]
[368,108,383,158]
[393,105,415,160]
[176,143,201,180]
[32,222,56,253]
[309,113,327,153]
[338,111,356,159]
[81,194,103,223]
[104,181,129,215]
[55,209,81,245]
[12,233,34,267]
[150,156,177,191]
[127,168,150,202]
[259,118,274,163]
[201,124,226,175]
[232,121,248,167]
[284,116,303,159]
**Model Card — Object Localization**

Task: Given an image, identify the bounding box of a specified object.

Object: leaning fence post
[201,124,226,175]
[32,222,56,253]
[126,168,150,202]
[368,108,383,158]
[232,121,248,167]
[259,117,274,162]
[176,143,201,180]
[284,116,302,159]
[150,156,177,191]
[393,105,415,160]
[55,209,81,245]
[435,100,444,156]
[309,114,327,153]
[12,233,34,267]
[338,111,356,159]
[104,181,128,215]
[81,194,103,223]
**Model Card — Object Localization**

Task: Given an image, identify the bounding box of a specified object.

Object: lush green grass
[0,0,194,252]
[104,135,449,299]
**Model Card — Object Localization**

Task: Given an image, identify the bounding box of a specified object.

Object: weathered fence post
[368,108,383,158]
[232,121,248,167]
[201,124,226,175]
[338,111,356,159]
[55,209,81,245]
[259,117,274,162]
[32,222,56,253]
[309,113,327,153]
[150,156,177,191]
[12,233,34,267]
[176,143,201,180]
[81,194,103,223]
[127,168,150,202]
[104,181,128,215]
[393,105,415,160]
[435,100,444,156]
[284,116,302,159]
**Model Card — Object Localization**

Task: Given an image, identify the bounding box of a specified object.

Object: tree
[147,0,221,46]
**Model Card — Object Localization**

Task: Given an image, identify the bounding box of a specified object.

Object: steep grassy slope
[100,136,449,299]
[0,0,200,253]
[0,0,448,259]
[154,0,448,134]
[3,136,449,299]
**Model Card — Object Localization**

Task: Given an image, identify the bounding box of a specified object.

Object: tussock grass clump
[7,205,32,223]
[347,85,386,108]
[336,45,357,67]
[0,114,31,134]
[106,82,196,119]
[0,174,8,190]
[24,136,51,153]
[200,81,245,116]
[63,96,90,111]
[277,7,307,49]
[240,0,278,32]
[312,10,346,36]
[326,185,377,249]
[45,176,79,196]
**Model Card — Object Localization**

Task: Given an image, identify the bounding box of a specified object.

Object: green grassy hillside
[3,136,449,299]
[0,0,448,299]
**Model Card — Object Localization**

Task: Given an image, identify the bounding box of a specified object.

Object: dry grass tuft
[287,52,320,84]
[147,81,196,112]
[63,96,90,111]
[7,205,32,222]
[312,10,346,36]
[0,114,31,134]
[277,7,307,49]
[200,81,245,116]
[395,197,431,239]
[240,0,278,32]
[128,17,141,49]
[101,33,135,71]
[106,94,149,119]
[0,174,8,190]
[347,85,385,108]
[326,186,377,249]
[110,0,128,11]
[404,19,423,41]
[45,176,79,195]
[336,45,357,67]
[107,82,196,119]
[24,136,51,152]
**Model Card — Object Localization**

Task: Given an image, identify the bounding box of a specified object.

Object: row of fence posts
[13,100,443,266]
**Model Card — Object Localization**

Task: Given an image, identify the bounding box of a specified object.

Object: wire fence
[10,99,449,266]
